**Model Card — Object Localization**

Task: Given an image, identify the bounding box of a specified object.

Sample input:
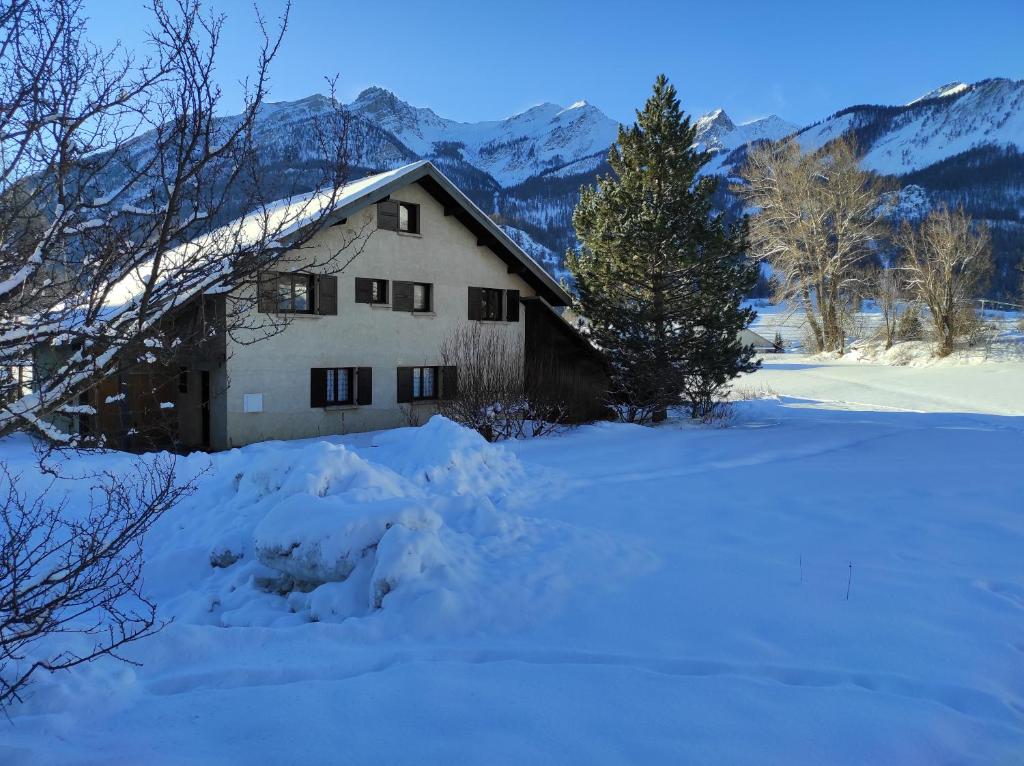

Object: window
[413,282,431,312]
[275,272,314,313]
[355,277,389,305]
[411,366,437,400]
[397,365,455,403]
[398,202,420,234]
[311,367,371,407]
[468,287,519,322]
[478,287,503,320]
[325,367,354,405]
[392,281,432,312]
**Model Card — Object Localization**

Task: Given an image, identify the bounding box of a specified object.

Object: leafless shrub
[398,403,423,428]
[731,384,779,401]
[438,324,585,441]
[0,456,195,706]
[697,399,736,427]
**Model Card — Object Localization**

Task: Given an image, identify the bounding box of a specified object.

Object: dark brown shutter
[258,271,278,313]
[377,200,399,231]
[356,367,372,405]
[310,368,327,407]
[392,281,413,312]
[441,366,457,400]
[316,275,337,315]
[468,286,482,320]
[505,289,520,322]
[396,367,413,403]
[354,277,373,304]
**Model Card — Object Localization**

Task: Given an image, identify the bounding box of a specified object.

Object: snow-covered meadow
[3,353,1024,764]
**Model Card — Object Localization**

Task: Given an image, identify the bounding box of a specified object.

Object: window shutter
[468,286,482,320]
[356,367,373,405]
[310,368,327,407]
[258,271,278,313]
[396,367,413,403]
[505,289,520,322]
[316,275,338,315]
[377,200,399,231]
[354,277,373,304]
[441,366,458,400]
[392,281,414,312]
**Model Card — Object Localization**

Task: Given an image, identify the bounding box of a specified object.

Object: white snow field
[3,356,1024,765]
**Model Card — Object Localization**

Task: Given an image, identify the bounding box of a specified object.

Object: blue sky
[84,0,1023,126]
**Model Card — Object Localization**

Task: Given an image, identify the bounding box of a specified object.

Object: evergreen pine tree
[568,75,760,422]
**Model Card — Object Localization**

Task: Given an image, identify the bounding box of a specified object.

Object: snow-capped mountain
[694,109,797,153]
[795,77,1024,175]
[693,109,797,175]
[348,87,618,187]
[87,78,1024,295]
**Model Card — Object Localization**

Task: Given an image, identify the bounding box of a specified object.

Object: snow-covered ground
[3,355,1024,764]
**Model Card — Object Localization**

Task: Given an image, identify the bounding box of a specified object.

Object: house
[69,161,607,451]
[738,328,777,353]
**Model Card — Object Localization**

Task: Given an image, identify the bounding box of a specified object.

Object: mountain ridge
[87,77,1024,297]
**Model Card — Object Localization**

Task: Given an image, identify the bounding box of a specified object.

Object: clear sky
[82,0,1023,126]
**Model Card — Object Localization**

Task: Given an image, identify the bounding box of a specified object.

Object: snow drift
[138,416,621,636]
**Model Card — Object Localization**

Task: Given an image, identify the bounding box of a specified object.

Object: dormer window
[398,202,419,234]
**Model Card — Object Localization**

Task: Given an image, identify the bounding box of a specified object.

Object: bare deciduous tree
[0,0,358,704]
[898,205,992,356]
[867,266,905,349]
[0,0,359,444]
[740,137,890,353]
[0,457,194,706]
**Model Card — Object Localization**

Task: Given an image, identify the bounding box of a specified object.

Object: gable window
[277,272,313,313]
[398,202,420,234]
[355,277,389,304]
[325,367,353,405]
[413,282,431,312]
[473,287,504,320]
[392,281,432,312]
[468,287,519,322]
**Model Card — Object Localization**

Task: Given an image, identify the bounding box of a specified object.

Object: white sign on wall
[243,393,263,413]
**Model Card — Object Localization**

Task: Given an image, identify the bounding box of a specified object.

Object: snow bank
[137,416,612,636]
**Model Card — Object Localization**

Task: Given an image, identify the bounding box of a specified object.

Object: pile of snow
[136,416,624,637]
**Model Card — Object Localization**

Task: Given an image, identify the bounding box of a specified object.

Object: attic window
[398,202,419,234]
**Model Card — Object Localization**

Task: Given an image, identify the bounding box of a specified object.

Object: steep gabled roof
[281,160,571,306]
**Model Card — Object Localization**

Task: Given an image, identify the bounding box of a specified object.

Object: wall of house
[221,181,537,447]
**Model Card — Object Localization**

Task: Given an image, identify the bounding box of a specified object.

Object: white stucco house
[73,161,607,451]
